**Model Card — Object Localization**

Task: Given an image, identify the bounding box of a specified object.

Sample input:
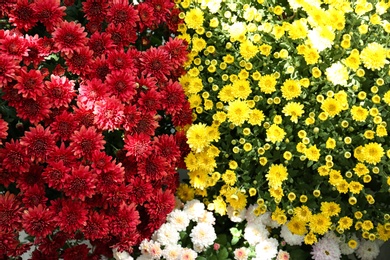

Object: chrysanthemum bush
[178,0,390,259]
[0,0,192,259]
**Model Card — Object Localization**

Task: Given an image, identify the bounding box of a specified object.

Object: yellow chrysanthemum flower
[294,205,312,222]
[227,99,251,126]
[305,145,321,161]
[360,42,389,70]
[266,124,286,143]
[222,170,237,186]
[188,169,209,190]
[326,137,336,149]
[266,164,288,189]
[329,169,343,186]
[353,163,370,177]
[343,49,361,70]
[272,207,287,225]
[176,183,195,202]
[350,105,369,122]
[239,39,258,60]
[232,79,252,99]
[377,224,390,241]
[288,18,308,40]
[258,74,277,94]
[338,216,353,230]
[349,181,364,194]
[248,109,265,126]
[282,102,304,123]
[269,186,284,201]
[185,8,204,29]
[212,196,227,216]
[304,232,318,245]
[309,213,332,235]
[186,123,212,152]
[281,79,301,100]
[287,216,308,235]
[321,97,342,117]
[363,142,385,165]
[320,201,341,217]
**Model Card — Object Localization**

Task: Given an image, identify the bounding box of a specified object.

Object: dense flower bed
[178,0,390,259]
[0,0,192,259]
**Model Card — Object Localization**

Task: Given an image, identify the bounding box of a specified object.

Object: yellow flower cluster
[178,0,390,243]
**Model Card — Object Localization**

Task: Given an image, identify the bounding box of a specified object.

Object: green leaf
[231,236,240,245]
[196,257,207,260]
[217,247,229,260]
[230,227,242,237]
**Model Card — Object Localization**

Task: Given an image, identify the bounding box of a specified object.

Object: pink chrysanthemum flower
[8,0,38,31]
[106,69,137,102]
[78,78,109,110]
[33,0,66,32]
[93,96,125,131]
[20,125,55,163]
[69,126,106,159]
[52,21,88,56]
[14,68,45,99]
[44,75,76,109]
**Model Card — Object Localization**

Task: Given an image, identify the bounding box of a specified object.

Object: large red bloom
[23,34,47,67]
[106,69,137,103]
[137,153,168,182]
[0,192,22,232]
[95,162,125,193]
[144,188,175,220]
[42,160,70,190]
[82,0,109,23]
[78,78,109,110]
[107,49,134,71]
[1,139,30,173]
[93,96,125,131]
[160,80,187,114]
[69,126,106,159]
[137,88,162,114]
[88,32,115,57]
[14,67,45,99]
[21,184,48,208]
[63,165,96,201]
[171,101,193,127]
[63,243,90,260]
[50,111,77,141]
[8,0,38,31]
[64,46,93,76]
[127,176,153,204]
[44,75,76,109]
[82,211,109,241]
[153,134,180,164]
[33,0,66,32]
[139,47,172,82]
[106,23,137,48]
[129,112,160,136]
[54,199,88,234]
[109,202,140,237]
[14,95,52,124]
[17,164,44,191]
[46,142,77,168]
[105,184,131,207]
[162,37,188,68]
[88,55,111,81]
[73,105,96,128]
[0,229,21,257]
[107,0,139,27]
[0,54,20,87]
[146,0,174,25]
[124,133,152,160]
[122,105,141,132]
[0,30,29,61]
[91,150,115,174]
[20,125,55,163]
[136,2,155,32]
[22,204,55,238]
[52,21,88,56]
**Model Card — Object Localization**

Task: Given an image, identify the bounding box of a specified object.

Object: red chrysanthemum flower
[144,188,175,220]
[14,95,52,124]
[22,34,47,67]
[107,48,134,71]
[64,46,93,76]
[91,150,115,174]
[106,70,137,103]
[0,167,17,188]
[41,36,56,53]
[63,243,90,260]
[107,0,139,27]
[136,2,155,32]
[63,165,96,201]
[0,117,8,145]
[122,105,141,132]
[82,0,109,22]
[8,0,38,31]
[171,101,193,127]
[0,192,22,232]
[20,124,55,163]
[105,184,131,207]
[0,30,29,61]
[96,162,125,192]
[0,0,16,17]
[47,142,77,167]
[110,202,140,237]
[52,21,88,56]
[73,105,96,128]
[129,112,160,136]
[78,78,109,110]
[14,67,45,99]
[0,229,20,257]
[106,23,137,48]
[42,160,70,190]
[37,230,67,256]
[50,111,77,141]
[88,55,111,81]
[21,184,48,208]
[160,80,187,114]
[153,134,180,164]
[118,153,138,182]
[146,0,174,25]
[127,176,153,204]
[137,153,167,182]
[0,54,20,88]
[69,126,106,159]
[17,164,44,191]
[93,96,125,131]
[82,211,109,241]
[166,7,182,32]
[85,20,103,34]
[1,84,23,108]
[33,0,66,32]
[44,75,76,109]
[55,199,88,234]
[136,88,162,114]
[139,47,172,82]
[162,37,188,68]
[88,32,115,58]
[155,170,179,193]
[174,130,191,168]
[1,139,30,173]
[22,204,55,238]
[124,133,152,160]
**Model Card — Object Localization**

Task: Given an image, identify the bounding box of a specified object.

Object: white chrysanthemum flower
[254,237,279,260]
[325,62,349,86]
[311,235,341,260]
[155,223,180,246]
[162,244,183,260]
[243,222,269,246]
[234,247,250,260]
[245,204,258,223]
[167,209,190,232]
[280,224,304,246]
[190,223,217,251]
[112,248,133,260]
[138,240,162,259]
[227,206,246,223]
[228,22,246,39]
[198,210,216,225]
[258,212,280,228]
[307,28,333,52]
[180,248,198,260]
[183,199,205,221]
[355,239,380,260]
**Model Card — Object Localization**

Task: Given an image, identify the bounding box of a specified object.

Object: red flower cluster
[0,0,191,259]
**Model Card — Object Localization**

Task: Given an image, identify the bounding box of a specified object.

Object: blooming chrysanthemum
[82,0,109,22]
[78,78,109,110]
[106,23,137,48]
[105,70,137,102]
[23,34,47,67]
[21,184,47,208]
[47,142,77,167]
[89,55,111,81]
[305,145,321,161]
[186,123,212,153]
[64,46,93,76]
[110,203,140,237]
[227,99,251,126]
[266,164,288,189]
[107,0,139,27]
[14,68,44,99]
[140,47,172,82]
[44,74,76,109]
[107,49,134,71]
[22,204,54,238]
[127,176,154,204]
[20,124,55,163]
[0,117,8,145]
[281,79,301,100]
[171,102,193,127]
[145,189,176,221]
[82,211,109,241]
[63,244,90,260]
[311,236,341,260]
[0,191,22,231]
[350,105,369,122]
[42,161,70,190]
[137,153,168,181]
[190,222,217,251]
[124,133,153,159]
[363,142,384,165]
[153,134,180,164]
[88,32,115,58]
[282,102,304,123]
[266,124,286,143]
[95,163,125,192]
[69,126,106,159]
[161,81,187,114]
[93,96,125,131]
[355,240,380,260]
[8,0,37,31]
[280,223,304,246]
[63,165,96,201]
[184,8,204,29]
[162,38,188,68]
[321,97,342,117]
[1,140,30,173]
[0,30,29,61]
[33,0,66,32]
[360,42,389,70]
[55,199,88,234]
[0,55,20,87]
[136,2,155,31]
[258,74,277,94]
[52,21,88,56]
[254,237,278,260]
[309,213,332,235]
